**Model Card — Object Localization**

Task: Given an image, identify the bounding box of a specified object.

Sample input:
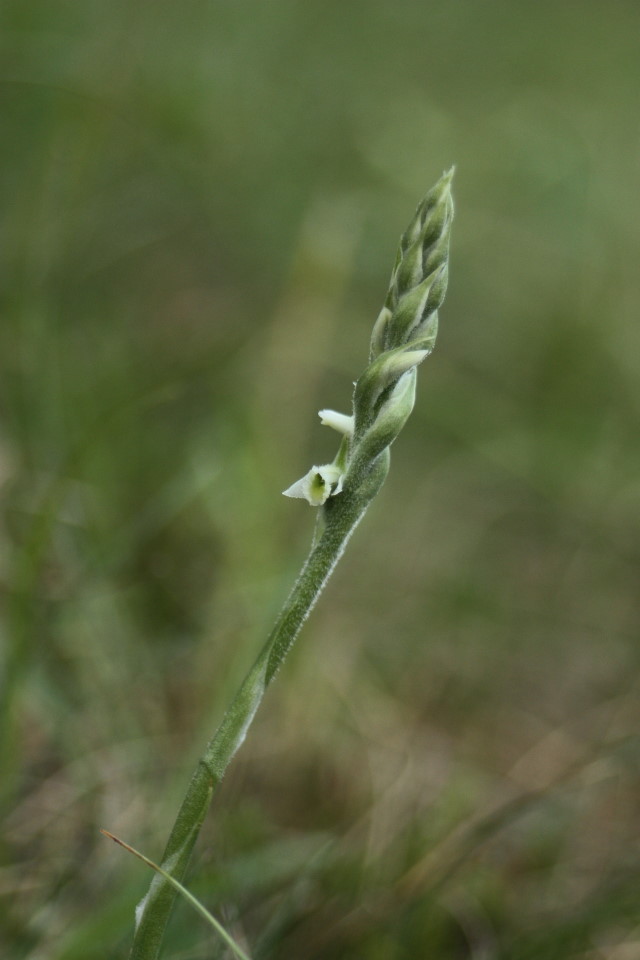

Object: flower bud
[349,369,417,474]
[354,347,428,432]
[370,306,392,359]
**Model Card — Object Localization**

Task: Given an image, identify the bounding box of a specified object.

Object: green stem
[129,453,389,960]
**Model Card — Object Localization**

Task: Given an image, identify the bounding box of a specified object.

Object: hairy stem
[129,454,389,960]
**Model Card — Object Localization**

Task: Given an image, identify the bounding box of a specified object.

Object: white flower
[318,409,354,436]
[282,463,344,506]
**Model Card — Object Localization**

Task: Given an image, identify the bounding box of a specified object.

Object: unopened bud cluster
[284,169,454,506]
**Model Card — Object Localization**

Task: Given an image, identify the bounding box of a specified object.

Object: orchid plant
[127,168,454,959]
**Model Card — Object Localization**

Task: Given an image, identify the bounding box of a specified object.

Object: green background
[2,1,639,957]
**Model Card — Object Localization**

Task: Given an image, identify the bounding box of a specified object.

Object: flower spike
[283,168,454,506]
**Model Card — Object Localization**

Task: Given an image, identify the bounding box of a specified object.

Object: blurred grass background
[1,0,640,957]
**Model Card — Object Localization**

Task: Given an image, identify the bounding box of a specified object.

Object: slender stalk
[128,169,453,959]
[102,830,252,960]
[129,459,389,960]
